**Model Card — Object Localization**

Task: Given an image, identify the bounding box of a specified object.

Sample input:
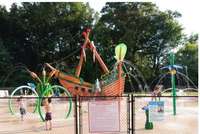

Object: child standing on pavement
[44,97,52,130]
[17,96,26,121]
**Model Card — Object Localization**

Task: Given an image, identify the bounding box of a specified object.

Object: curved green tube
[38,85,72,121]
[9,85,39,115]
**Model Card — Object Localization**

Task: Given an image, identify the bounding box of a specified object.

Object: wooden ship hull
[46,29,127,97]
[56,72,125,96]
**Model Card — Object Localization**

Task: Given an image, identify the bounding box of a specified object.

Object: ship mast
[75,29,109,77]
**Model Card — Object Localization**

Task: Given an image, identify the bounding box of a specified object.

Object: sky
[88,0,199,36]
[0,0,199,35]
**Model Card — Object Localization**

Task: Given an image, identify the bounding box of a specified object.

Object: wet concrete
[0,97,198,134]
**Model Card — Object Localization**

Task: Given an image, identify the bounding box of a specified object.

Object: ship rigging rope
[49,47,81,65]
[48,31,82,65]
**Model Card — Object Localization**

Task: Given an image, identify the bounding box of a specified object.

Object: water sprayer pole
[170,52,176,115]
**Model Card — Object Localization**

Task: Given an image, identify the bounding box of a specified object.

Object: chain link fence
[78,96,131,134]
[134,96,198,134]
[0,97,76,134]
[0,95,198,134]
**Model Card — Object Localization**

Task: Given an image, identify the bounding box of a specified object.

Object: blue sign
[148,101,164,122]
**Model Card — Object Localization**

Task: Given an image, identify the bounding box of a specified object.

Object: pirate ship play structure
[46,29,127,96]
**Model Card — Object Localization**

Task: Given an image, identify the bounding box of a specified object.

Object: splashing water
[1,64,30,87]
[110,60,149,93]
[151,68,198,94]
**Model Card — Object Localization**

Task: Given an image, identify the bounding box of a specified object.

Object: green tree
[0,3,95,86]
[176,35,198,86]
[0,3,94,67]
[0,39,13,76]
[94,2,183,83]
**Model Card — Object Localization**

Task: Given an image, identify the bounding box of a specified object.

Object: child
[17,96,26,121]
[152,85,162,101]
[44,97,52,130]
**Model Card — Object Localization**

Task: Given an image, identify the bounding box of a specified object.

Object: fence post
[127,95,130,134]
[78,96,82,134]
[74,96,79,134]
[131,94,135,134]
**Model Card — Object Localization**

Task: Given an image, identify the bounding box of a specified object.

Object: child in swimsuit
[152,85,162,101]
[17,96,26,121]
[44,97,52,130]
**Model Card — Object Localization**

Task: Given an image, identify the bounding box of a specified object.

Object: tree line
[0,2,198,89]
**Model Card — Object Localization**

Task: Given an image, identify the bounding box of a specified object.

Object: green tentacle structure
[38,85,72,121]
[9,85,39,115]
[9,69,72,122]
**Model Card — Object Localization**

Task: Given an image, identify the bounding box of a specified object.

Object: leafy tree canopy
[0,2,198,89]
